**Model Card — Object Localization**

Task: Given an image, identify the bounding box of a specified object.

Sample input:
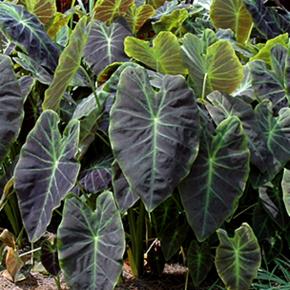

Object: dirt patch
[0,264,188,290]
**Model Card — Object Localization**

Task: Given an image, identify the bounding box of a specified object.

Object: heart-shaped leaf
[187,241,212,288]
[249,44,290,112]
[0,2,60,72]
[124,31,187,75]
[179,116,250,241]
[57,191,125,290]
[210,0,253,43]
[0,55,23,164]
[281,168,290,216]
[206,91,269,172]
[125,4,155,34]
[14,110,80,242]
[43,16,88,112]
[152,8,188,34]
[182,35,243,96]
[94,0,134,24]
[109,65,199,211]
[215,223,261,290]
[250,33,288,64]
[24,0,56,25]
[84,21,130,77]
[253,102,290,186]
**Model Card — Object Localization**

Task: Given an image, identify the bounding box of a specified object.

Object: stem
[18,246,41,258]
[54,274,62,290]
[201,73,208,101]
[232,202,258,220]
[184,270,189,290]
[127,202,146,277]
[80,66,102,112]
[89,0,95,16]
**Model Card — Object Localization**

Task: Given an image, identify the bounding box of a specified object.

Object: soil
[0,264,188,290]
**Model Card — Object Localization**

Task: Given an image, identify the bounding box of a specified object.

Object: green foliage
[0,1,289,289]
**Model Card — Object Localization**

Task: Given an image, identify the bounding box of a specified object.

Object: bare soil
[0,264,188,290]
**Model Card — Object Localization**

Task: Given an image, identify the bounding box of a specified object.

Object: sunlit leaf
[182,35,243,96]
[14,110,80,242]
[210,0,253,43]
[24,0,56,25]
[125,3,155,34]
[109,66,199,211]
[94,0,133,24]
[125,31,187,75]
[152,8,188,34]
[43,16,88,111]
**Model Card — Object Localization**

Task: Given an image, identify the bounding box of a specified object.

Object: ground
[0,264,187,290]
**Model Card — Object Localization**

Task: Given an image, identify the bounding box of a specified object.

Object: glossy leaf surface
[14,110,80,242]
[0,2,60,72]
[109,66,199,211]
[179,116,250,241]
[0,55,23,164]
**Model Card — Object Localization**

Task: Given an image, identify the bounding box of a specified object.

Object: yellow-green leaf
[43,17,88,111]
[250,33,289,64]
[210,0,253,43]
[124,31,187,75]
[125,3,155,34]
[94,0,133,24]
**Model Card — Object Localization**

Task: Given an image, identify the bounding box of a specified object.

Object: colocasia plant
[0,0,289,289]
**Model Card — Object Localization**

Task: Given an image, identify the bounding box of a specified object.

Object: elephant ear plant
[0,0,289,290]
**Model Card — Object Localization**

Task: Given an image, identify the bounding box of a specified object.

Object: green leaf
[14,110,80,242]
[58,191,125,290]
[124,31,187,75]
[125,4,155,34]
[84,21,130,77]
[210,0,253,43]
[0,2,60,72]
[250,33,288,63]
[182,36,243,96]
[215,223,261,290]
[281,168,290,216]
[0,55,23,164]
[249,44,290,111]
[94,0,134,24]
[243,0,290,40]
[24,0,56,25]
[187,241,212,288]
[206,91,268,172]
[43,16,88,112]
[179,116,250,241]
[109,66,199,211]
[152,8,188,34]
[253,102,290,186]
